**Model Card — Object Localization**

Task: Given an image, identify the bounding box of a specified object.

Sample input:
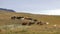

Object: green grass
[0,25,60,34]
[0,10,60,34]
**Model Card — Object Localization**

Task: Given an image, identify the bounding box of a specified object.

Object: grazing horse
[53,24,57,27]
[16,16,24,19]
[45,22,49,25]
[37,21,43,25]
[22,22,27,25]
[33,19,37,22]
[25,17,33,20]
[21,21,35,26]
[28,22,35,26]
[11,16,16,19]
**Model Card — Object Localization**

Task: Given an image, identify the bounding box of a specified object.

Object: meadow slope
[0,10,60,34]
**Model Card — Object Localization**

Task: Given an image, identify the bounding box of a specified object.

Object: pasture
[0,10,60,34]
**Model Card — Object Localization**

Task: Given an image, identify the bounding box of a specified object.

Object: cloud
[16,9,60,15]
[33,9,60,15]
[43,9,60,15]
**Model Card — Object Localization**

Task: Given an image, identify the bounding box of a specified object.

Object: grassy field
[0,10,60,34]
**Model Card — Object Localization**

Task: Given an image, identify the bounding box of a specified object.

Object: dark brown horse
[37,21,44,25]
[16,16,24,19]
[11,16,16,19]
[21,21,35,26]
[21,22,27,25]
[33,19,37,22]
[28,22,35,26]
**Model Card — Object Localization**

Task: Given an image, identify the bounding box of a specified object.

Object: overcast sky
[0,0,60,15]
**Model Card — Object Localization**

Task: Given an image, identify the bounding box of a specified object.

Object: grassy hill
[0,10,60,34]
[0,10,60,25]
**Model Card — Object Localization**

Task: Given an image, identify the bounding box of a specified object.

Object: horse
[11,16,16,20]
[16,16,24,19]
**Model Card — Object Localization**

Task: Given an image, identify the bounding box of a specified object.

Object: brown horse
[11,16,16,20]
[21,21,35,26]
[25,17,33,20]
[21,22,27,25]
[37,21,44,25]
[28,22,35,26]
[33,19,37,22]
[16,16,24,19]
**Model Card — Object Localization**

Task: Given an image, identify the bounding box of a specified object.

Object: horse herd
[11,16,49,26]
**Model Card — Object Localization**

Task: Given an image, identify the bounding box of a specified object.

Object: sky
[0,0,60,15]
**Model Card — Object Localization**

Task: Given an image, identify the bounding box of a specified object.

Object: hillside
[0,10,60,34]
[0,10,60,25]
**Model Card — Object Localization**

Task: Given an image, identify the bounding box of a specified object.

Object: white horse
[53,24,57,27]
[45,22,49,25]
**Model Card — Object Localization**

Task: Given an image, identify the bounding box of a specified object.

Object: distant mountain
[0,8,15,12]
